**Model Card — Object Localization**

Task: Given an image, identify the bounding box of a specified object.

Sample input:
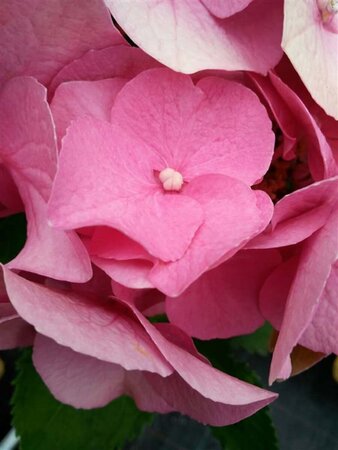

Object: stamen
[159,167,184,192]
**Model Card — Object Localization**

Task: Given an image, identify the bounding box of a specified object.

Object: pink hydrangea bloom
[2,266,277,425]
[282,0,338,119]
[105,0,283,74]
[250,177,338,383]
[48,68,275,296]
[0,0,124,88]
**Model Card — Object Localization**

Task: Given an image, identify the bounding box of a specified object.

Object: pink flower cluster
[1,0,337,425]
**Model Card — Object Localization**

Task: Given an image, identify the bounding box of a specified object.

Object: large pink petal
[0,0,124,87]
[106,0,283,74]
[250,177,338,249]
[51,78,127,145]
[269,209,338,383]
[166,249,281,339]
[48,117,203,262]
[33,334,125,408]
[150,175,273,296]
[0,77,91,281]
[111,69,274,185]
[282,0,338,119]
[123,307,278,426]
[50,46,160,95]
[3,267,172,376]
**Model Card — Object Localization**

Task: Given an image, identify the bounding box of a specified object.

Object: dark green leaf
[12,350,153,450]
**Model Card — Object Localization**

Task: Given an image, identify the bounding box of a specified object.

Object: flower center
[159,167,184,192]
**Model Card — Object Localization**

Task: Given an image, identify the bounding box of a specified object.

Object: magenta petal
[250,177,338,249]
[51,78,127,145]
[0,0,124,87]
[0,166,23,217]
[269,210,338,383]
[150,175,273,296]
[106,0,283,74]
[3,267,172,376]
[33,335,125,408]
[0,77,91,281]
[48,117,203,262]
[166,250,281,339]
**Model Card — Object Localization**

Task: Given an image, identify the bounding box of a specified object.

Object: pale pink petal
[200,0,254,18]
[111,69,274,185]
[150,175,273,296]
[282,0,338,119]
[3,267,172,376]
[50,46,160,95]
[48,117,203,262]
[33,335,125,408]
[166,250,281,339]
[0,0,124,87]
[106,0,283,74]
[250,177,338,249]
[269,209,338,383]
[0,77,91,281]
[51,78,127,145]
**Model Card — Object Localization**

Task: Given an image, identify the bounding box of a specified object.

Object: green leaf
[229,323,273,356]
[12,350,153,450]
[195,339,279,450]
[0,213,26,263]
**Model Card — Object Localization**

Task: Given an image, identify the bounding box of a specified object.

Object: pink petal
[48,117,203,262]
[0,0,124,87]
[106,0,283,74]
[123,304,278,426]
[0,77,91,281]
[90,227,151,261]
[150,175,273,296]
[269,209,338,383]
[0,301,35,349]
[51,78,127,146]
[92,257,154,289]
[33,334,125,408]
[50,46,160,95]
[250,177,338,249]
[111,69,274,185]
[282,0,338,119]
[166,249,281,339]
[3,267,172,376]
